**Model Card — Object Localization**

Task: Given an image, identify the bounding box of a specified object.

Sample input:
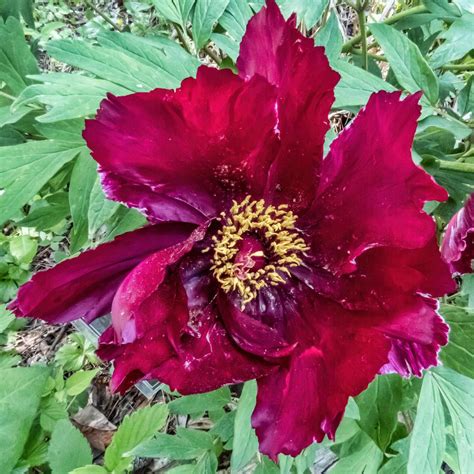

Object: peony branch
[341,5,428,53]
[83,0,122,31]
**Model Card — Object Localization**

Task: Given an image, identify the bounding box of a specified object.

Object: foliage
[0,0,473,472]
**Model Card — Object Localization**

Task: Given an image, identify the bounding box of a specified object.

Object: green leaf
[432,367,474,472]
[0,104,30,128]
[65,369,100,396]
[132,427,214,460]
[356,374,403,450]
[39,397,68,433]
[329,431,383,474]
[88,177,120,239]
[439,304,474,378]
[0,366,49,473]
[333,59,396,109]
[104,207,147,241]
[0,17,38,95]
[370,23,439,104]
[430,13,474,68]
[169,387,231,417]
[195,450,218,474]
[0,140,84,225]
[13,73,129,123]
[105,403,169,472]
[18,192,70,231]
[192,0,230,49]
[378,436,410,474]
[458,75,474,115]
[0,304,14,333]
[70,466,108,474]
[231,380,258,472]
[315,12,342,62]
[407,372,445,474]
[69,151,97,253]
[277,0,329,29]
[152,0,196,29]
[0,125,25,146]
[47,32,199,92]
[48,419,93,474]
[9,235,37,265]
[0,0,34,27]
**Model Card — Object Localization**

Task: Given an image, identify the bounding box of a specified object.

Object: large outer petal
[98,229,274,394]
[83,67,279,223]
[441,193,474,274]
[237,0,340,213]
[305,91,448,274]
[8,223,195,324]
[251,294,391,459]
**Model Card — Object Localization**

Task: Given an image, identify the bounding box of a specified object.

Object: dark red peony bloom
[10,0,455,459]
[441,193,474,275]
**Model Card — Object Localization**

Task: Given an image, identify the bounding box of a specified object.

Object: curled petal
[306,91,447,274]
[238,0,340,213]
[84,67,279,222]
[441,193,474,274]
[251,295,390,459]
[8,223,196,324]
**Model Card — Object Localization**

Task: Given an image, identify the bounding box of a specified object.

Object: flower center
[207,195,309,306]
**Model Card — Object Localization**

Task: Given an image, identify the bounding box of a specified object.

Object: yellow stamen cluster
[207,196,309,306]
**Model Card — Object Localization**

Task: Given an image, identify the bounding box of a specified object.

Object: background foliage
[0,0,473,472]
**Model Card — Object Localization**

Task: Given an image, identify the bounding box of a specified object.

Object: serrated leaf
[192,0,230,49]
[48,419,92,474]
[407,372,445,474]
[105,403,169,472]
[65,369,99,396]
[169,387,231,417]
[39,397,68,433]
[70,466,108,474]
[370,23,439,104]
[0,140,84,225]
[0,303,15,333]
[231,380,258,473]
[0,366,49,473]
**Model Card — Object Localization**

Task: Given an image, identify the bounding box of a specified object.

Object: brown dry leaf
[73,405,116,451]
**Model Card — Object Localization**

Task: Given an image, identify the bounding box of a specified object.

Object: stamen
[206,195,309,307]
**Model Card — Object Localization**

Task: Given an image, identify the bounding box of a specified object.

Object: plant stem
[173,24,193,55]
[204,44,222,65]
[437,160,474,173]
[352,48,386,62]
[356,1,368,70]
[84,0,121,31]
[0,90,16,101]
[442,63,474,71]
[341,5,428,53]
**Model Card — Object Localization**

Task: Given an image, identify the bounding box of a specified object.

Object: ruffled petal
[84,67,279,222]
[251,295,390,459]
[8,223,196,324]
[98,231,275,394]
[305,91,447,274]
[237,0,339,213]
[441,193,474,274]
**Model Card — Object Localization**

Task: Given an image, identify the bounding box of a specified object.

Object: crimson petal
[441,193,474,274]
[306,91,447,274]
[251,295,390,459]
[84,67,279,222]
[98,231,274,394]
[8,223,195,324]
[237,0,340,213]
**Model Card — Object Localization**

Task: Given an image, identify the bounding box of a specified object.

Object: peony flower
[441,193,474,275]
[10,0,455,459]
